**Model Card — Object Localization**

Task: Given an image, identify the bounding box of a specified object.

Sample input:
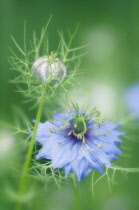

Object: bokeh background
[1,0,139,210]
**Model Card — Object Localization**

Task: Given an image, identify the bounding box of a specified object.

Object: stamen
[97,143,104,148]
[49,128,56,133]
[82,143,90,152]
[57,139,68,146]
[57,120,64,122]
[67,130,73,136]
[105,131,110,136]
[82,135,85,143]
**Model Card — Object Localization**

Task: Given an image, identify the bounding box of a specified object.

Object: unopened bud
[31,55,67,85]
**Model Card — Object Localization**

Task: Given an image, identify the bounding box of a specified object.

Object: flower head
[36,106,123,181]
[125,84,139,117]
[31,54,67,85]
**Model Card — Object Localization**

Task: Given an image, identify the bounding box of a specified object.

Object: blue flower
[36,107,123,181]
[125,84,139,117]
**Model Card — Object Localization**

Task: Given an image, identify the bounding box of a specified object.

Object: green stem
[15,93,46,210]
[74,186,81,210]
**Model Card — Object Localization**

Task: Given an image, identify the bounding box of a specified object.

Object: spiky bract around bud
[9,21,86,107]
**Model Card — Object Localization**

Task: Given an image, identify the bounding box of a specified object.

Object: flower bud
[31,55,67,85]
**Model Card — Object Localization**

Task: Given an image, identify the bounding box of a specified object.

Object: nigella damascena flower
[31,55,67,85]
[125,84,139,117]
[36,107,123,181]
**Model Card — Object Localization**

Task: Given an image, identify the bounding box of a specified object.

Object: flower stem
[74,187,81,210]
[15,93,46,210]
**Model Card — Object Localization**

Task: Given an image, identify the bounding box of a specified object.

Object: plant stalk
[15,93,46,210]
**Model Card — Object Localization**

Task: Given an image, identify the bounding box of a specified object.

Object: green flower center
[74,118,86,134]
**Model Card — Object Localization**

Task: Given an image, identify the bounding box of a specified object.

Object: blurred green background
[1,0,139,210]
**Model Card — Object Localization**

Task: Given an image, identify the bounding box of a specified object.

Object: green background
[0,0,139,210]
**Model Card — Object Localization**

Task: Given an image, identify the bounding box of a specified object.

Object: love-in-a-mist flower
[31,54,67,85]
[125,84,139,117]
[36,106,123,181]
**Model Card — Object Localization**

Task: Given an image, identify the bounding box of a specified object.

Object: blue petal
[90,148,112,167]
[70,157,88,181]
[51,141,77,169]
[53,112,68,126]
[125,84,139,116]
[36,121,57,139]
[36,133,64,159]
[101,143,122,155]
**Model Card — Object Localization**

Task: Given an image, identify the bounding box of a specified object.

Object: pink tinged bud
[31,56,67,85]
